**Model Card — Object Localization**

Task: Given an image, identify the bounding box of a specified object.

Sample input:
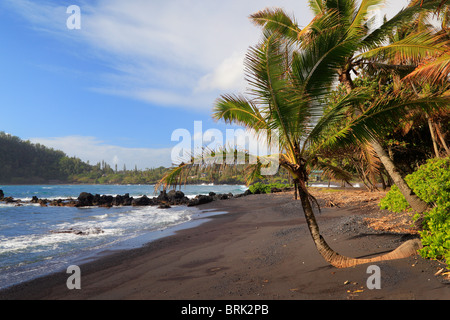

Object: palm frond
[213,94,267,130]
[318,0,356,22]
[291,27,358,100]
[311,159,353,185]
[308,0,324,15]
[361,0,441,50]
[404,52,450,85]
[244,31,300,156]
[249,8,305,41]
[347,0,384,39]
[155,161,194,192]
[244,153,282,184]
[156,143,282,190]
[363,62,418,77]
[358,30,448,63]
[305,87,371,151]
[315,91,450,151]
[359,143,381,188]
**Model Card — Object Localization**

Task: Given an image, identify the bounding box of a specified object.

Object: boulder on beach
[132,195,153,206]
[92,194,114,207]
[167,190,189,205]
[157,190,169,203]
[167,190,185,201]
[3,197,16,203]
[117,193,133,206]
[39,199,48,207]
[220,193,233,200]
[77,192,94,207]
[113,194,125,206]
[187,194,214,206]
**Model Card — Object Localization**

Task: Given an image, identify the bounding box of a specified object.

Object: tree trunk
[435,122,450,156]
[339,74,430,213]
[294,180,298,200]
[379,172,387,191]
[371,139,430,213]
[296,180,422,268]
[428,118,441,158]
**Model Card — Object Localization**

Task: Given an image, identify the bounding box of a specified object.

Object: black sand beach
[0,190,449,301]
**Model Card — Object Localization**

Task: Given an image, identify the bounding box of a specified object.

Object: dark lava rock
[77,192,94,207]
[132,195,153,206]
[188,195,214,206]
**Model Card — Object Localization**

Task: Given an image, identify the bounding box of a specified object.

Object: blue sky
[0,0,409,169]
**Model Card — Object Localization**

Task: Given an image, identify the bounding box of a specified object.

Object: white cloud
[6,0,411,112]
[3,0,312,111]
[196,51,247,93]
[29,136,173,169]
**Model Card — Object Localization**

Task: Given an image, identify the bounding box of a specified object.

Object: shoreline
[0,204,229,291]
[1,191,449,300]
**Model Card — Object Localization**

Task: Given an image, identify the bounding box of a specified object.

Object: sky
[0,0,410,169]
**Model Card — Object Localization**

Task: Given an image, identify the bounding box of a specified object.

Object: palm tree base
[324,238,423,269]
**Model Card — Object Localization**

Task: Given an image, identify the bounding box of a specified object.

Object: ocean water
[0,184,248,290]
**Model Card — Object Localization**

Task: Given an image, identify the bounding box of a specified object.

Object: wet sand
[0,191,449,301]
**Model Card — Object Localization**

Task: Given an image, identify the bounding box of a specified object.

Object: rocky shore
[0,188,255,209]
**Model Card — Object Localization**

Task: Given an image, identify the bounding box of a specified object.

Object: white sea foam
[0,228,112,255]
[0,206,194,256]
[0,184,239,289]
[0,202,40,208]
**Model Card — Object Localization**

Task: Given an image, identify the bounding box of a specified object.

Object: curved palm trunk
[370,139,430,213]
[296,180,422,268]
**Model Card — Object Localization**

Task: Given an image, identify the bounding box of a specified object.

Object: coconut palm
[250,0,448,213]
[405,1,449,102]
[157,26,448,267]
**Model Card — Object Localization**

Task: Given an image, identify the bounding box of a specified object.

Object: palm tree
[250,0,448,213]
[404,2,450,158]
[157,26,447,267]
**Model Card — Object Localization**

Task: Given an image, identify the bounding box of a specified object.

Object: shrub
[249,182,293,194]
[379,157,450,263]
[379,185,410,213]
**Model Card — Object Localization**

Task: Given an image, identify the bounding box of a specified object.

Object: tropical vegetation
[380,157,450,262]
[158,0,449,268]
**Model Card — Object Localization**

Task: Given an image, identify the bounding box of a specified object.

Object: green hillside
[0,132,92,184]
[0,132,295,185]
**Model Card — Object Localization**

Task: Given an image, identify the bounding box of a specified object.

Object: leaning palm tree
[250,0,448,213]
[157,28,447,268]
